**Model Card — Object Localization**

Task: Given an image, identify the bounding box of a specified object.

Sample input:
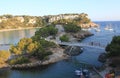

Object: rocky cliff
[0,13,98,30]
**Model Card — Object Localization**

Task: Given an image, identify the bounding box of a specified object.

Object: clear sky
[0,0,120,21]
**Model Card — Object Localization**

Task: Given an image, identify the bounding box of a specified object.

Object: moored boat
[75,68,90,77]
[104,24,113,31]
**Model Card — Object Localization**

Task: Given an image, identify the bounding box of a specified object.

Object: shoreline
[10,55,69,70]
[0,26,94,70]
[99,58,120,78]
[0,27,41,32]
[2,47,69,70]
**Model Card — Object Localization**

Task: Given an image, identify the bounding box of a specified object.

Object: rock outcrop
[9,47,68,69]
[80,22,99,28]
[98,53,107,63]
[42,47,68,65]
[64,46,83,56]
[72,30,93,41]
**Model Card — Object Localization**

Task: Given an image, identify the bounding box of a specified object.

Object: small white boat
[75,70,82,76]
[104,25,113,31]
[75,69,89,77]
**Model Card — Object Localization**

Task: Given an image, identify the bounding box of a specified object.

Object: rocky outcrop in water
[72,30,93,41]
[80,22,99,28]
[98,53,107,63]
[64,46,83,56]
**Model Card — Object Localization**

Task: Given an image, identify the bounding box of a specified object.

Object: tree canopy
[60,34,69,42]
[34,25,58,38]
[0,50,11,64]
[106,36,120,57]
[9,38,38,55]
[9,24,58,61]
[63,23,81,33]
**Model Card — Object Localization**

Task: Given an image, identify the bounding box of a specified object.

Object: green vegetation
[0,15,45,29]
[34,25,58,38]
[32,49,53,60]
[60,35,69,42]
[0,13,91,30]
[52,13,91,25]
[9,25,57,64]
[38,39,56,48]
[9,56,30,65]
[9,38,55,61]
[10,38,38,55]
[106,36,120,57]
[63,23,81,33]
[0,50,11,64]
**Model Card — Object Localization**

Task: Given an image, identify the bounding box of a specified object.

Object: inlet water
[0,21,120,78]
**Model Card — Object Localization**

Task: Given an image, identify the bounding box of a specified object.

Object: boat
[104,24,113,31]
[75,69,89,77]
[75,70,82,76]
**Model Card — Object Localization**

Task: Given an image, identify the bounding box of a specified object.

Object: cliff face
[44,13,98,28]
[0,13,98,30]
[0,15,44,29]
[46,14,80,23]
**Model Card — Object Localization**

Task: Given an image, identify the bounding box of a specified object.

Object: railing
[57,42,105,49]
[0,41,106,49]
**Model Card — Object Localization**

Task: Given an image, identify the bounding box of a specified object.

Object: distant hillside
[0,13,98,30]
[0,15,45,29]
[44,13,90,23]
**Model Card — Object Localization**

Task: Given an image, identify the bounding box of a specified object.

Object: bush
[9,56,30,65]
[106,36,120,57]
[34,25,58,38]
[45,51,53,56]
[0,50,11,64]
[39,39,56,48]
[64,23,81,33]
[32,47,53,60]
[60,35,69,42]
[9,38,38,55]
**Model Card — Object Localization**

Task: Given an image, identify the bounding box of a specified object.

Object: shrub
[60,35,69,42]
[0,50,11,64]
[9,56,30,65]
[64,23,81,33]
[106,36,120,57]
[34,25,58,38]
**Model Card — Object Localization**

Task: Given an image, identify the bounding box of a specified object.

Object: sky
[0,0,120,21]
